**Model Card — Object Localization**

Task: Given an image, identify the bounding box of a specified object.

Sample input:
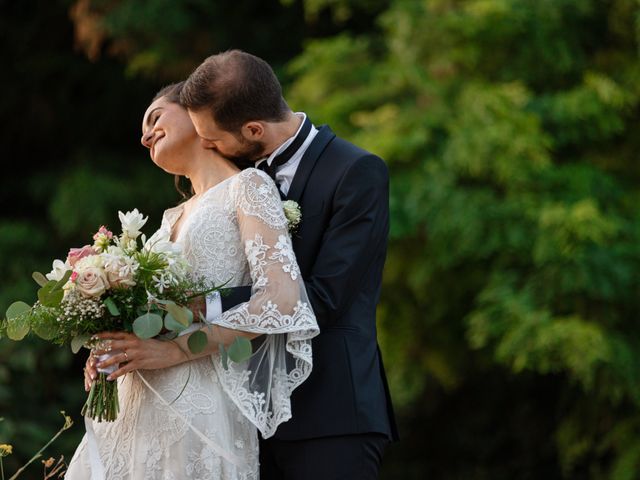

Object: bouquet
[1,209,250,422]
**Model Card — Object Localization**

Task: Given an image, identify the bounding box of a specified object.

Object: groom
[181,50,398,479]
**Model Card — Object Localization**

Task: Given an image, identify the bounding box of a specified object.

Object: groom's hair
[180,50,290,132]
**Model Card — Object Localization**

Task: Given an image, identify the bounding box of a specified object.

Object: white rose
[282,200,302,231]
[75,254,104,270]
[45,259,71,281]
[75,267,110,298]
[118,209,148,239]
[104,256,138,288]
[106,269,136,288]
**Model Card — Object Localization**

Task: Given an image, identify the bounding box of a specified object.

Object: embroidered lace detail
[271,234,301,280]
[65,167,318,479]
[232,169,289,230]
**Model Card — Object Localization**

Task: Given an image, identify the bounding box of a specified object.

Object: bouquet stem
[81,373,119,422]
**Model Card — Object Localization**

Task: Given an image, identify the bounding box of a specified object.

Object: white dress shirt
[205,112,318,321]
[256,112,319,195]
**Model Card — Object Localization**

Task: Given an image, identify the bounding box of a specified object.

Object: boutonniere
[282,200,302,233]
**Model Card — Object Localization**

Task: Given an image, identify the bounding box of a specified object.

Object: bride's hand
[84,353,97,391]
[92,332,188,381]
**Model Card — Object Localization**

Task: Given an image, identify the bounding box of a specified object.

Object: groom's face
[188,109,266,163]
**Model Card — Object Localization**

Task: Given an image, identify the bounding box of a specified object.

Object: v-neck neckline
[165,172,238,242]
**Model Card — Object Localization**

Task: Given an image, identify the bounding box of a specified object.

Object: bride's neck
[186,149,239,196]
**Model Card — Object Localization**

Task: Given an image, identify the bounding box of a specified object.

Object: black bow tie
[258,116,312,182]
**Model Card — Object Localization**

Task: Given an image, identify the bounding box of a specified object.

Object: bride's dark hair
[152,81,255,201]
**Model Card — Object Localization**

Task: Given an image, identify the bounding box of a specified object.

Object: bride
[65,82,319,479]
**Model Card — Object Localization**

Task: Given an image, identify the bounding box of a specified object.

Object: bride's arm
[91,324,259,381]
[94,170,317,380]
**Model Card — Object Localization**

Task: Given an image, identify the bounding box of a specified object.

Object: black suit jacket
[223,126,399,441]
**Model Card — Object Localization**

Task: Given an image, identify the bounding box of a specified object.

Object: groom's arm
[303,154,389,329]
[211,154,389,329]
[204,287,252,320]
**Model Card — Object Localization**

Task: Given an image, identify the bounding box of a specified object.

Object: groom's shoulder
[320,127,387,173]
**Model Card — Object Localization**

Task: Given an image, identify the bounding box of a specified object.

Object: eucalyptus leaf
[32,321,57,340]
[166,302,192,327]
[164,312,188,332]
[38,282,64,307]
[104,297,120,316]
[220,343,229,370]
[37,281,55,303]
[5,302,31,341]
[187,330,207,354]
[32,271,49,287]
[53,270,72,291]
[71,333,92,354]
[227,336,252,363]
[45,289,64,307]
[7,314,30,341]
[6,301,31,320]
[133,313,163,339]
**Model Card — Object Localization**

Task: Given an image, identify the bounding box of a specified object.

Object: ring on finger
[123,351,129,361]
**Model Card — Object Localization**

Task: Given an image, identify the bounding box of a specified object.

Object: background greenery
[1,0,639,478]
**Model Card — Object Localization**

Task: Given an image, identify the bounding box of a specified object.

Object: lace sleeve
[211,168,319,438]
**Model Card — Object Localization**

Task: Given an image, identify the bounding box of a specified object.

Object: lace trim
[232,169,288,230]
[213,301,318,438]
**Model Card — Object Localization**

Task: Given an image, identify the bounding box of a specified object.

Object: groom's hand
[189,295,206,322]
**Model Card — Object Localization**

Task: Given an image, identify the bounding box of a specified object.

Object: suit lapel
[286,125,336,203]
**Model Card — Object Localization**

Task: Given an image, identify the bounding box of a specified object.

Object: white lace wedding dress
[66,169,319,479]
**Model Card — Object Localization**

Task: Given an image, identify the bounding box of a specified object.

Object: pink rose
[93,226,113,241]
[75,267,110,298]
[67,245,97,267]
[106,269,136,288]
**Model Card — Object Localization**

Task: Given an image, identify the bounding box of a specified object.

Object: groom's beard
[224,139,266,168]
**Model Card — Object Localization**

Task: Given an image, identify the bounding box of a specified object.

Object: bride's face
[141,97,198,174]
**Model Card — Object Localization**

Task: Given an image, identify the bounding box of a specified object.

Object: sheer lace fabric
[66,169,319,479]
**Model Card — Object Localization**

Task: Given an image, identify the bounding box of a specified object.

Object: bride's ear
[241,121,265,141]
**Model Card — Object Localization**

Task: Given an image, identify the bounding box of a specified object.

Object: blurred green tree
[2,0,640,478]
[284,0,640,477]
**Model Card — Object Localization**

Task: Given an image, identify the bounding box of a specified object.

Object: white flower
[118,209,148,239]
[103,252,138,288]
[75,254,104,270]
[282,200,302,232]
[146,290,158,304]
[155,240,181,256]
[152,273,173,294]
[46,259,71,281]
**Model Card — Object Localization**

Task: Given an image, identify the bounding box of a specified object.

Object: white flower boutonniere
[282,200,302,233]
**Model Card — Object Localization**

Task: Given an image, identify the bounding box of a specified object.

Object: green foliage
[186,330,207,355]
[2,0,640,477]
[132,312,163,339]
[286,0,640,477]
[227,337,253,363]
[4,303,31,341]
